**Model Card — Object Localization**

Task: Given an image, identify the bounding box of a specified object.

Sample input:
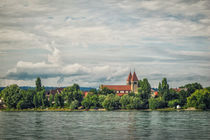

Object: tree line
[0,77,210,110]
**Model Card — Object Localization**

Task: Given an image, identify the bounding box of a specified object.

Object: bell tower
[131,71,138,93]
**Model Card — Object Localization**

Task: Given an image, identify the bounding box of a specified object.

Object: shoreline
[0,107,208,112]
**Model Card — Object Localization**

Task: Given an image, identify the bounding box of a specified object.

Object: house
[101,71,139,96]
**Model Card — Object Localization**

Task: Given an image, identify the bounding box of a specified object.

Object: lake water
[0,111,210,140]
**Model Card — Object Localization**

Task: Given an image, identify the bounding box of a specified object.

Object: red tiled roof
[131,72,138,81]
[102,85,131,91]
[127,72,132,81]
[154,91,158,96]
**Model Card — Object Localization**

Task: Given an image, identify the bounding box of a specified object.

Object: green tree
[149,97,165,110]
[183,83,203,97]
[98,95,106,108]
[158,78,170,102]
[137,78,151,109]
[179,90,187,106]
[36,77,42,92]
[102,94,120,110]
[99,87,115,95]
[17,89,35,109]
[1,84,21,109]
[33,94,38,108]
[62,85,83,106]
[70,100,79,110]
[120,95,130,109]
[138,78,151,99]
[49,94,54,107]
[81,94,99,109]
[130,97,144,109]
[54,93,64,108]
[168,99,180,108]
[187,89,210,110]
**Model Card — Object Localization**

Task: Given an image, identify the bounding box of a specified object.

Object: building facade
[101,71,139,96]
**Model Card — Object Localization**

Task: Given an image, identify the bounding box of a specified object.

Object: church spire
[131,71,138,81]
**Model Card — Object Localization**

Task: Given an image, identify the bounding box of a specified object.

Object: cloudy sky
[0,0,210,88]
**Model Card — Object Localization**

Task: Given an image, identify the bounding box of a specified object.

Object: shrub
[70,100,79,110]
[149,97,165,109]
[187,89,210,109]
[168,99,180,108]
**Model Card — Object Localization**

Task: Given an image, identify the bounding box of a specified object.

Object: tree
[138,78,151,99]
[158,78,170,102]
[35,77,42,92]
[17,89,35,109]
[98,95,106,108]
[70,100,79,110]
[168,99,180,108]
[81,94,99,109]
[178,90,187,106]
[137,78,151,108]
[183,83,203,97]
[149,97,165,110]
[62,85,83,106]
[33,94,38,108]
[187,89,210,110]
[102,94,120,110]
[49,94,54,107]
[54,93,64,108]
[99,87,115,95]
[120,95,130,109]
[1,84,21,109]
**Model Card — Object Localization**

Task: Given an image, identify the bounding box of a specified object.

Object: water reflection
[0,111,210,140]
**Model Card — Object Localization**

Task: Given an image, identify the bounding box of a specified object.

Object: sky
[0,0,210,88]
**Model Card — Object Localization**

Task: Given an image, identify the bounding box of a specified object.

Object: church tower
[131,71,138,93]
[126,71,132,85]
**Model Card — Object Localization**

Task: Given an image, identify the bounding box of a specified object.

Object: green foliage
[89,88,98,95]
[98,95,106,107]
[158,78,171,102]
[187,89,210,110]
[35,77,42,92]
[49,94,54,107]
[81,94,99,109]
[179,90,188,106]
[54,93,64,108]
[130,96,144,109]
[102,94,120,110]
[62,84,83,105]
[36,90,48,108]
[149,97,165,110]
[120,95,130,109]
[138,78,151,99]
[70,100,79,110]
[1,84,22,109]
[120,95,144,109]
[168,99,180,108]
[33,94,38,108]
[17,90,35,109]
[99,87,115,95]
[183,83,203,97]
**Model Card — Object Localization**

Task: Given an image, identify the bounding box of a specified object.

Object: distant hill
[0,86,95,92]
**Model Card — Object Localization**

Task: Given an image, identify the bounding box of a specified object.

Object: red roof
[127,72,132,81]
[131,72,138,81]
[102,85,131,91]
[154,91,158,96]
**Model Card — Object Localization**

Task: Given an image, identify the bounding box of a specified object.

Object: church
[101,71,139,96]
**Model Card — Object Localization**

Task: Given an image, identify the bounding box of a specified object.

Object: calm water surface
[0,111,210,140]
